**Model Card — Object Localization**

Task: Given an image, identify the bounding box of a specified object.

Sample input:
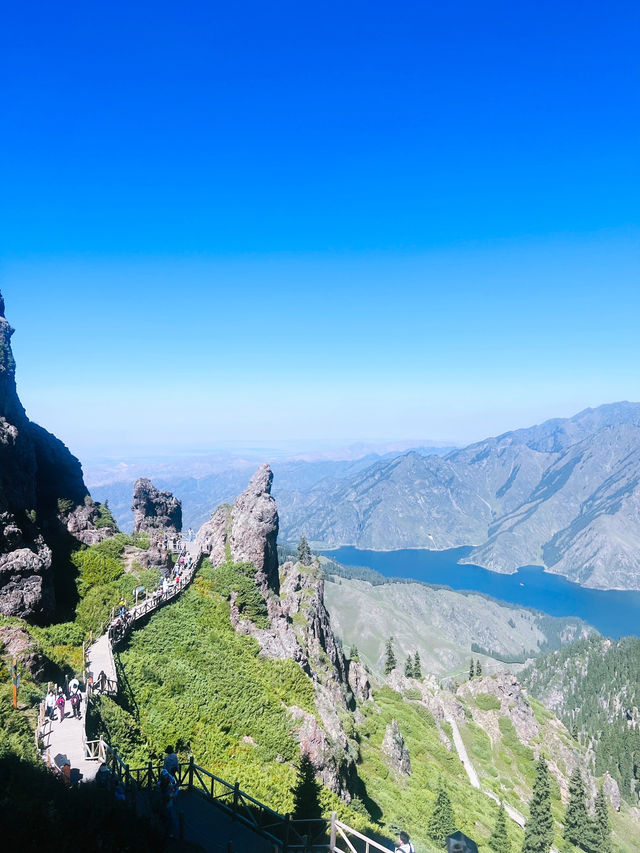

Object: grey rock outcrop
[197,463,279,593]
[196,469,365,800]
[347,659,373,704]
[0,292,105,620]
[132,478,182,536]
[603,772,621,811]
[382,719,411,776]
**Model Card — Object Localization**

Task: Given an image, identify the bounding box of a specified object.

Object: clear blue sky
[1,2,639,458]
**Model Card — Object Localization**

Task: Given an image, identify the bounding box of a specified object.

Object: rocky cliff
[0,292,109,620]
[132,478,182,537]
[196,466,369,799]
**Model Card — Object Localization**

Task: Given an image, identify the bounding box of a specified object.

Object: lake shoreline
[321,545,640,640]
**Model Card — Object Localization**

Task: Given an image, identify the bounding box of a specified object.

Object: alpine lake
[321,545,640,639]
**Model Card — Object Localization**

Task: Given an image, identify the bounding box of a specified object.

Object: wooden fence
[82,741,392,852]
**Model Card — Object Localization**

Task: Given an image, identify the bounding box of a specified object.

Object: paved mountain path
[42,693,100,783]
[42,538,202,785]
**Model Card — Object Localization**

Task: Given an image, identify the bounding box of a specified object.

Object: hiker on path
[69,677,79,695]
[118,598,126,618]
[157,768,179,837]
[395,831,414,853]
[162,577,169,596]
[70,690,82,719]
[55,689,66,723]
[163,745,179,776]
[45,688,56,719]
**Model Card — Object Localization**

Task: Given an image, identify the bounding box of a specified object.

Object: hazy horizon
[3,3,639,459]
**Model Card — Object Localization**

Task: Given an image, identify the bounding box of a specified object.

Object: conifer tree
[563,767,590,849]
[427,781,456,846]
[413,650,422,680]
[571,721,579,741]
[489,802,511,853]
[297,536,312,566]
[469,659,475,680]
[291,753,322,819]
[476,659,482,677]
[404,655,414,678]
[522,756,554,853]
[349,644,359,661]
[384,637,397,675]
[592,787,612,853]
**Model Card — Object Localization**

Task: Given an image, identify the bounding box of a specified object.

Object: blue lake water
[321,546,640,640]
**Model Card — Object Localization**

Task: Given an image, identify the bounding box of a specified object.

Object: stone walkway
[42,693,100,783]
[39,538,202,785]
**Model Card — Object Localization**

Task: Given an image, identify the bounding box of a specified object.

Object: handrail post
[284,812,290,853]
[148,760,153,789]
[189,755,195,791]
[330,812,337,852]
[233,781,240,816]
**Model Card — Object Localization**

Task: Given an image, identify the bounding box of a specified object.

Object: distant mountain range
[91,402,640,591]
[276,402,640,590]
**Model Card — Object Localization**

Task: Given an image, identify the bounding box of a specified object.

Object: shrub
[209,560,269,628]
[94,501,118,529]
[476,693,501,711]
[72,548,123,596]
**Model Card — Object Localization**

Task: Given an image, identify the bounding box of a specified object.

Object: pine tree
[413,650,422,680]
[297,536,312,566]
[563,767,590,849]
[384,637,397,675]
[476,659,482,677]
[591,787,612,853]
[290,753,322,819]
[489,802,511,853]
[522,756,554,853]
[349,644,359,662]
[404,655,414,678]
[571,721,579,741]
[469,659,475,680]
[427,781,456,846]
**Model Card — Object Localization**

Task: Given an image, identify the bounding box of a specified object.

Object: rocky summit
[0,292,110,619]
[131,477,182,537]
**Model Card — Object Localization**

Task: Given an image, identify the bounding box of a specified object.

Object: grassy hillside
[324,573,595,678]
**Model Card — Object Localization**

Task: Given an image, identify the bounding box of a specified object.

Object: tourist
[162,576,169,596]
[69,676,79,695]
[118,598,126,617]
[395,831,414,853]
[45,688,56,719]
[157,768,179,836]
[55,689,66,723]
[70,690,82,719]
[163,745,179,776]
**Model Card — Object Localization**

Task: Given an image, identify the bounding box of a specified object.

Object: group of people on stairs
[44,676,83,723]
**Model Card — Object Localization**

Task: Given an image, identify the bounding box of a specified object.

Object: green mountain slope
[522,636,640,806]
[323,572,595,678]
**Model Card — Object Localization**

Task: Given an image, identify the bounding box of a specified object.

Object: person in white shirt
[45,689,56,719]
[395,831,414,853]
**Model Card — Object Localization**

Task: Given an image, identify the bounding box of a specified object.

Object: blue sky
[1,2,639,458]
